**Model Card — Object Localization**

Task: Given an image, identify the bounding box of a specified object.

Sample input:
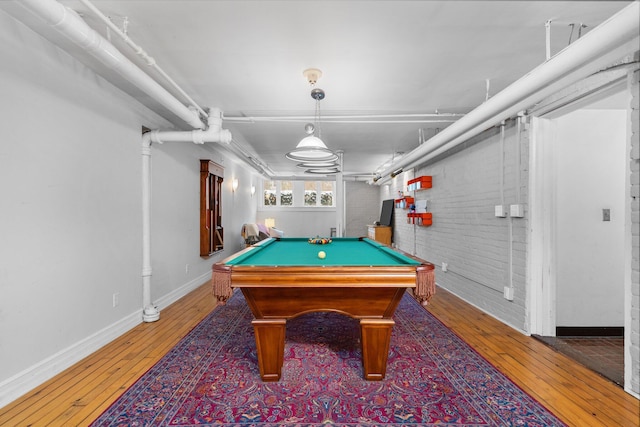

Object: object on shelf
[414,199,428,212]
[407,212,433,226]
[407,176,432,191]
[394,196,414,209]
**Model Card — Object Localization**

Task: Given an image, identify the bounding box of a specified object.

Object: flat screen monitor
[379,199,394,226]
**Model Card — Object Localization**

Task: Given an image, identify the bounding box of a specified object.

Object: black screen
[379,199,394,226]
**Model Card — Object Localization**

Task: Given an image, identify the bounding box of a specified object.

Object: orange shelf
[407,212,432,226]
[394,196,414,209]
[407,176,432,191]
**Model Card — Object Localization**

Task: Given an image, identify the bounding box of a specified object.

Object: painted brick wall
[391,120,529,331]
[629,67,639,395]
[389,68,639,396]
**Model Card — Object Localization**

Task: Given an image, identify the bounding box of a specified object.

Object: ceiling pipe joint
[147,107,232,145]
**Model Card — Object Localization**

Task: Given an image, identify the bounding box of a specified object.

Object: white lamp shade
[296,135,327,149]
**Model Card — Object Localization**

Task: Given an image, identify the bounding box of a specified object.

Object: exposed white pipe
[335,151,345,237]
[147,108,232,145]
[15,0,205,130]
[376,1,639,183]
[499,121,505,207]
[12,0,235,324]
[77,0,208,119]
[140,132,158,322]
[225,114,461,125]
[139,108,232,322]
[545,20,552,61]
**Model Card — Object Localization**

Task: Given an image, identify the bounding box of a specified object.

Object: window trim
[262,179,335,208]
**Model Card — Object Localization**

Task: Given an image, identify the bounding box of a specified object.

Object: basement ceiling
[3,1,632,178]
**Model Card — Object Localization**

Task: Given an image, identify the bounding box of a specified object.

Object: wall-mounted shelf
[394,196,414,209]
[406,176,433,226]
[407,176,432,191]
[407,212,432,226]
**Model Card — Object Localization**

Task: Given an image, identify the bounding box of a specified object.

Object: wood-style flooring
[0,283,638,426]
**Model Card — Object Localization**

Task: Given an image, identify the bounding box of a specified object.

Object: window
[200,160,224,256]
[264,180,294,206]
[280,181,293,206]
[304,181,317,206]
[264,180,277,206]
[320,181,334,206]
[262,180,334,208]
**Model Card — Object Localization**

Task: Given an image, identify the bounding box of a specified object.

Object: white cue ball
[318,250,326,259]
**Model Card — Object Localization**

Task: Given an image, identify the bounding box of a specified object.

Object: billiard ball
[318,251,326,259]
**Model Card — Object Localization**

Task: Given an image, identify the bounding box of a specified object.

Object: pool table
[212,237,435,381]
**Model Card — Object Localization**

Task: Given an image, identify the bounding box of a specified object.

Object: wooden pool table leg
[360,318,395,380]
[252,319,286,381]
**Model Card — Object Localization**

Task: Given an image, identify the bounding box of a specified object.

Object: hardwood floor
[1,283,638,426]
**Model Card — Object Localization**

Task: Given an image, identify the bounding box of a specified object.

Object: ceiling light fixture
[390,168,403,178]
[304,167,340,175]
[285,69,340,168]
[296,161,340,169]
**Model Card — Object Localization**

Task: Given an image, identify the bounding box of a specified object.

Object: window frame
[262,179,335,208]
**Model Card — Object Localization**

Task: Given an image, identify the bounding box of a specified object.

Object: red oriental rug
[90,291,566,426]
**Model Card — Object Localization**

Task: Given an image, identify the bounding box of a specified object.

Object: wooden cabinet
[367,225,392,246]
[200,160,224,256]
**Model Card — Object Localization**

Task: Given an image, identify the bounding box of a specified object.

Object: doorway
[528,84,630,387]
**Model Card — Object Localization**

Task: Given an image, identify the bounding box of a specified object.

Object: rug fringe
[415,265,435,306]
[211,264,233,304]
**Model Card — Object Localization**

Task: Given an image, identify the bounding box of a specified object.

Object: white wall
[254,180,381,238]
[345,181,380,237]
[0,11,257,406]
[256,208,336,237]
[554,106,627,326]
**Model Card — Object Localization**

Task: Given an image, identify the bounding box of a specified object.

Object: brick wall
[390,120,529,331]
[387,67,639,396]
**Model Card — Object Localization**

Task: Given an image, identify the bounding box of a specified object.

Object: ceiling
[4,1,632,178]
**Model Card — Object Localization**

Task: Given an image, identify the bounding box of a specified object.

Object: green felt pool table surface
[226,237,421,266]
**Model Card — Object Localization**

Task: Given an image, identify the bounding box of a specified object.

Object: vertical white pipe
[141,133,159,322]
[516,113,524,203]
[500,121,505,206]
[545,20,552,61]
[335,151,345,237]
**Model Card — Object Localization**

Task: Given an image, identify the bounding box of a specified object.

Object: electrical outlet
[112,292,119,307]
[510,204,524,218]
[185,264,190,274]
[442,262,448,272]
[503,287,514,301]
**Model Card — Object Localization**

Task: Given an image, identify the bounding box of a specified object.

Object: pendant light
[285,69,340,167]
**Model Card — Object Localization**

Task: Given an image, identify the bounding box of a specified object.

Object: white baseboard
[153,271,210,312]
[0,309,142,409]
[0,271,211,409]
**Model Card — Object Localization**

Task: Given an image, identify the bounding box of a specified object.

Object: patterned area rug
[91,291,566,426]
